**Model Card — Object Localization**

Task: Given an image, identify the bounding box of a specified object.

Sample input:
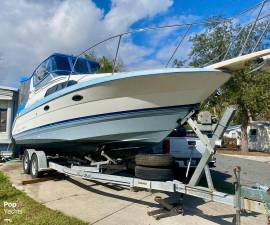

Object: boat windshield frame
[31,54,100,89]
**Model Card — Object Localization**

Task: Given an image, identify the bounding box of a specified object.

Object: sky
[0,0,268,87]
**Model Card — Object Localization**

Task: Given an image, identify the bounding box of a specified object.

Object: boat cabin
[31,53,100,89]
[17,53,100,113]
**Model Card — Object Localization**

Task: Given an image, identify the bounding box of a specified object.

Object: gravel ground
[213,154,270,187]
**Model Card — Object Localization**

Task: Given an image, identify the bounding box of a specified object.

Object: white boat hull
[12,68,230,155]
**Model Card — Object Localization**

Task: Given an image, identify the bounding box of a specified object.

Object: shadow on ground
[64,171,259,225]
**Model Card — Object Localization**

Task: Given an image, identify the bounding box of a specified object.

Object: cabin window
[0,108,7,132]
[45,80,77,97]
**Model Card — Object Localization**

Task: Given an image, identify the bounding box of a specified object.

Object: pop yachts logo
[4,202,17,208]
[3,201,23,215]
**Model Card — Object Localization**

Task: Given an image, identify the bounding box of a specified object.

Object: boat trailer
[24,106,270,224]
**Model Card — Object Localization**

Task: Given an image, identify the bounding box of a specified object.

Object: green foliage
[173,59,185,67]
[190,17,269,67]
[190,17,233,67]
[223,68,270,118]
[211,68,269,121]
[0,171,87,225]
[84,52,123,73]
[98,56,123,73]
[189,17,270,117]
[186,17,270,151]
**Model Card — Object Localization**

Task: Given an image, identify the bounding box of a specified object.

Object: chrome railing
[68,0,269,85]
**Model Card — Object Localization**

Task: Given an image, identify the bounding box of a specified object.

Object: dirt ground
[1,159,268,225]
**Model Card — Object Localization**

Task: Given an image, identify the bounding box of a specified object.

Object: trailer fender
[31,150,48,171]
[25,149,35,159]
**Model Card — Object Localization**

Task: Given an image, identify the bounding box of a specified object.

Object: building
[248,121,270,152]
[0,86,18,158]
[223,122,270,152]
[223,125,241,147]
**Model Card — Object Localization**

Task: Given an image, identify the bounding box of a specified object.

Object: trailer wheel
[135,154,173,167]
[23,150,31,174]
[30,153,41,178]
[135,166,174,181]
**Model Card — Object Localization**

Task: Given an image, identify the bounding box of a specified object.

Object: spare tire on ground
[135,166,174,181]
[135,154,174,167]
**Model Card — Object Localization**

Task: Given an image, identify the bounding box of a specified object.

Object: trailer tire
[135,154,173,167]
[23,150,31,174]
[135,166,174,181]
[30,153,41,178]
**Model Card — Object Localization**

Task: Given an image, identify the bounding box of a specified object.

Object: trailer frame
[24,106,270,224]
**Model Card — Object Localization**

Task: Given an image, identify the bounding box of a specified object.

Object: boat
[11,26,270,158]
[11,52,232,157]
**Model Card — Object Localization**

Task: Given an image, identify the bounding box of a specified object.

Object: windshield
[50,55,100,75]
[72,58,90,74]
[18,78,31,113]
[32,54,101,88]
[71,57,100,74]
[51,55,72,75]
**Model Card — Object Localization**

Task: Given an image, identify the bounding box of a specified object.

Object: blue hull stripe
[14,104,198,137]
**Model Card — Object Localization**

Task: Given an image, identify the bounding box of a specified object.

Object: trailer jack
[147,196,184,220]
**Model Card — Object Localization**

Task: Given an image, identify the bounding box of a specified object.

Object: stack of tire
[135,154,174,181]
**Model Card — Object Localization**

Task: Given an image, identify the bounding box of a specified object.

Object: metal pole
[223,26,246,61]
[112,35,122,74]
[234,166,241,225]
[204,13,270,66]
[210,106,237,147]
[165,24,192,67]
[238,0,267,56]
[187,118,214,186]
[185,146,194,179]
[204,165,214,190]
[252,19,270,52]
[188,106,237,187]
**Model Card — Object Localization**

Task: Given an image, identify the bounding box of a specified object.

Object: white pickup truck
[152,127,216,169]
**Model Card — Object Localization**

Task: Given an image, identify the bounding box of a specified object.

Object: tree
[218,68,270,151]
[84,52,123,73]
[188,17,270,152]
[173,59,185,67]
[98,56,123,73]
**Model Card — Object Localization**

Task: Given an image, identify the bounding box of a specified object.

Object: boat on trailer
[11,16,270,158]
[12,3,270,220]
[13,47,270,157]
[12,52,231,156]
